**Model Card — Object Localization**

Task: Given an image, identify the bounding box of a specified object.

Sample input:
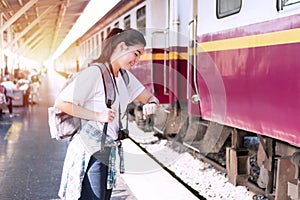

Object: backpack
[48,63,129,140]
[0,85,7,108]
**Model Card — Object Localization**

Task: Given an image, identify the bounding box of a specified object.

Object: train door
[146,0,169,104]
[151,0,194,136]
[150,30,169,104]
[137,0,171,133]
[168,0,194,111]
[195,0,228,123]
[159,0,194,137]
[187,0,202,118]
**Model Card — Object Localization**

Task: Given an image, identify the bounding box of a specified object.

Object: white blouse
[58,65,145,140]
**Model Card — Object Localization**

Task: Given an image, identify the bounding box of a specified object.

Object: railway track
[182,142,268,199]
[127,121,259,199]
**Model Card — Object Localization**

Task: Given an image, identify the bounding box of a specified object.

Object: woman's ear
[117,42,128,52]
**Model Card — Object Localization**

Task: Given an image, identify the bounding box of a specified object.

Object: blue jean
[79,148,112,200]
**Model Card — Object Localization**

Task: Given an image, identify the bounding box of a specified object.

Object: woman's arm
[135,89,159,105]
[54,97,115,123]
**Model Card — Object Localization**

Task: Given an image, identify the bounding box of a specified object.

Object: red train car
[196,1,300,146]
[188,0,300,198]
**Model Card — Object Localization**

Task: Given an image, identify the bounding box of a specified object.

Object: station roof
[0,0,90,64]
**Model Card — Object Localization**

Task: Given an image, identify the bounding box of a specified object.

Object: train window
[137,6,146,35]
[107,27,111,35]
[91,37,95,52]
[277,0,300,10]
[217,0,242,18]
[101,31,104,42]
[95,35,99,47]
[114,21,119,28]
[3,30,7,42]
[124,15,131,29]
[87,40,91,56]
[94,35,99,56]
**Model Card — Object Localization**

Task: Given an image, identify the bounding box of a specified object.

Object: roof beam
[0,0,38,32]
[27,34,45,50]
[14,23,50,54]
[50,0,70,54]
[26,38,50,62]
[14,31,42,53]
[22,37,44,58]
[2,0,89,13]
[5,6,55,49]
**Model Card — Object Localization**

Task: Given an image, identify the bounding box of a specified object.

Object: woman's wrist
[147,96,159,105]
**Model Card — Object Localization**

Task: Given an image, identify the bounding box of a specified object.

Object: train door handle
[191,94,200,104]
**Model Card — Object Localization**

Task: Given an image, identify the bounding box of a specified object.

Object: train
[53,0,300,199]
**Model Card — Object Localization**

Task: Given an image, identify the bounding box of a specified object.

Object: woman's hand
[96,108,116,123]
[143,102,158,119]
[135,89,159,119]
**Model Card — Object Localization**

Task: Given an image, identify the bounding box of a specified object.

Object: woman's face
[113,43,145,70]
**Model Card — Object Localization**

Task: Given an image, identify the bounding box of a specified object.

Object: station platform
[0,69,200,200]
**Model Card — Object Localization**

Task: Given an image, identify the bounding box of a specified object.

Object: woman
[55,28,159,200]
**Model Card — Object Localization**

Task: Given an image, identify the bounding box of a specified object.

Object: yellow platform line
[4,122,23,141]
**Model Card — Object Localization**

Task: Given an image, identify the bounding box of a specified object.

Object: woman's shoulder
[82,65,101,73]
[78,65,103,80]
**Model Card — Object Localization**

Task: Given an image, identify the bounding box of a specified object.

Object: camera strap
[118,103,128,130]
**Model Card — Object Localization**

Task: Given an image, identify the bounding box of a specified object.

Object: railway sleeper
[276,156,296,200]
[226,146,268,198]
[288,178,300,200]
[251,136,300,200]
[228,130,272,197]
[285,152,300,200]
[226,147,250,186]
[179,118,232,154]
[197,122,231,154]
[152,105,188,139]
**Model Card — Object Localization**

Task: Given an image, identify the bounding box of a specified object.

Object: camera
[117,128,129,140]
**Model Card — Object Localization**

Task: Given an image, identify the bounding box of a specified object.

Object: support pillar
[0,13,4,80]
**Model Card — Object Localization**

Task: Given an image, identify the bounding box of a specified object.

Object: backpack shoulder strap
[119,69,129,86]
[91,63,115,108]
[90,63,130,107]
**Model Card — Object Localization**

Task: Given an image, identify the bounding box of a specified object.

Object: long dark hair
[93,28,146,64]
